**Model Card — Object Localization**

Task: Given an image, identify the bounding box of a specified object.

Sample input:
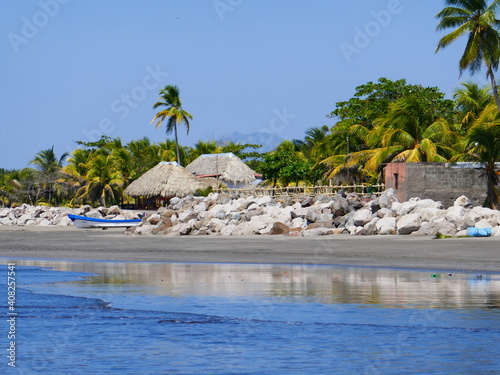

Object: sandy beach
[0,226,498,272]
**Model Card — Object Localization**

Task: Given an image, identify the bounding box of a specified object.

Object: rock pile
[128,189,500,237]
[1,189,500,237]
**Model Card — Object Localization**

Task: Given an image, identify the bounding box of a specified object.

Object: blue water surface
[0,262,499,375]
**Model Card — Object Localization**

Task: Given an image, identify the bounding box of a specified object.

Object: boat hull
[68,214,142,229]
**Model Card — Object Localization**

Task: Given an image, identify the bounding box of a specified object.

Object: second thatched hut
[125,162,207,209]
[186,153,261,188]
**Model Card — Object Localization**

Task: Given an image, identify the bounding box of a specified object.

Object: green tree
[261,141,311,187]
[30,146,69,205]
[451,103,500,209]
[151,85,193,165]
[436,0,500,110]
[453,82,493,132]
[75,154,124,207]
[323,96,457,179]
[329,78,456,127]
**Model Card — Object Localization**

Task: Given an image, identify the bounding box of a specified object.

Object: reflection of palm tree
[151,85,193,165]
[451,103,500,209]
[436,0,500,110]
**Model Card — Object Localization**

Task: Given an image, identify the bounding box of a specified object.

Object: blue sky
[0,0,486,170]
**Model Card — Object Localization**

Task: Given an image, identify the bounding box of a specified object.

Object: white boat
[68,214,142,229]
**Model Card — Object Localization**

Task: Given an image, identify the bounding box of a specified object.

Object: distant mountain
[218,131,284,153]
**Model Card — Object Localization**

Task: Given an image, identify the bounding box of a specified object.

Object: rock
[36,219,51,227]
[419,207,444,223]
[169,197,181,207]
[86,209,102,219]
[218,193,232,205]
[283,227,303,236]
[160,209,176,218]
[378,188,399,209]
[305,208,320,223]
[178,210,197,223]
[397,213,422,235]
[358,218,379,235]
[269,222,290,235]
[147,214,162,226]
[305,221,334,230]
[134,225,154,236]
[220,224,236,236]
[331,195,350,216]
[255,196,272,206]
[317,210,333,222]
[302,227,334,236]
[58,216,73,226]
[290,217,307,229]
[376,208,394,218]
[395,200,418,216]
[353,209,372,226]
[314,194,331,204]
[108,205,121,215]
[412,221,456,236]
[376,217,397,235]
[444,206,466,225]
[492,227,500,237]
[152,218,173,235]
[301,197,315,207]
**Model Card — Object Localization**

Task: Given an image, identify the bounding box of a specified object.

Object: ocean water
[0,260,499,375]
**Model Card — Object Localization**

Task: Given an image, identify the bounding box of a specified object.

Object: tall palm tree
[151,85,193,165]
[30,146,69,205]
[436,0,500,111]
[451,103,500,209]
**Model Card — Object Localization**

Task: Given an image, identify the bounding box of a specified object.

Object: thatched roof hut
[186,153,258,186]
[125,162,205,199]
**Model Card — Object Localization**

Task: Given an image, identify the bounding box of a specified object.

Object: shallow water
[1,260,499,374]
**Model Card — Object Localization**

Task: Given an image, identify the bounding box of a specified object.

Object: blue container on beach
[466,227,492,237]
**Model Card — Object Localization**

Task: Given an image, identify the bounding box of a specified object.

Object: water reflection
[7,259,500,310]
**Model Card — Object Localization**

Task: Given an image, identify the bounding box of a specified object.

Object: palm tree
[30,146,69,205]
[75,154,123,207]
[322,96,457,179]
[151,85,193,165]
[451,103,500,209]
[453,82,493,131]
[436,0,500,111]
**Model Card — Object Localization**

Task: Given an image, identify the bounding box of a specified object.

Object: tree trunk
[487,67,500,112]
[174,123,181,165]
[483,163,500,210]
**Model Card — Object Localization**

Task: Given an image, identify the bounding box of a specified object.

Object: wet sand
[0,226,499,272]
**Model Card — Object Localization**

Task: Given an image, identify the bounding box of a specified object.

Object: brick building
[384,162,488,208]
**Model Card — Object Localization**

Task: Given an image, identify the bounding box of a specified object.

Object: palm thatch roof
[125,162,205,198]
[196,176,227,189]
[186,153,257,184]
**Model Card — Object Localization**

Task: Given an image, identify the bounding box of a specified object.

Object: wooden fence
[214,184,385,197]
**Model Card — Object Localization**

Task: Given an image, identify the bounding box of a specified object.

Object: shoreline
[1,227,499,272]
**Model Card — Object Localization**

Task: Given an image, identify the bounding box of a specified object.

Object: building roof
[124,162,206,198]
[186,153,257,184]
